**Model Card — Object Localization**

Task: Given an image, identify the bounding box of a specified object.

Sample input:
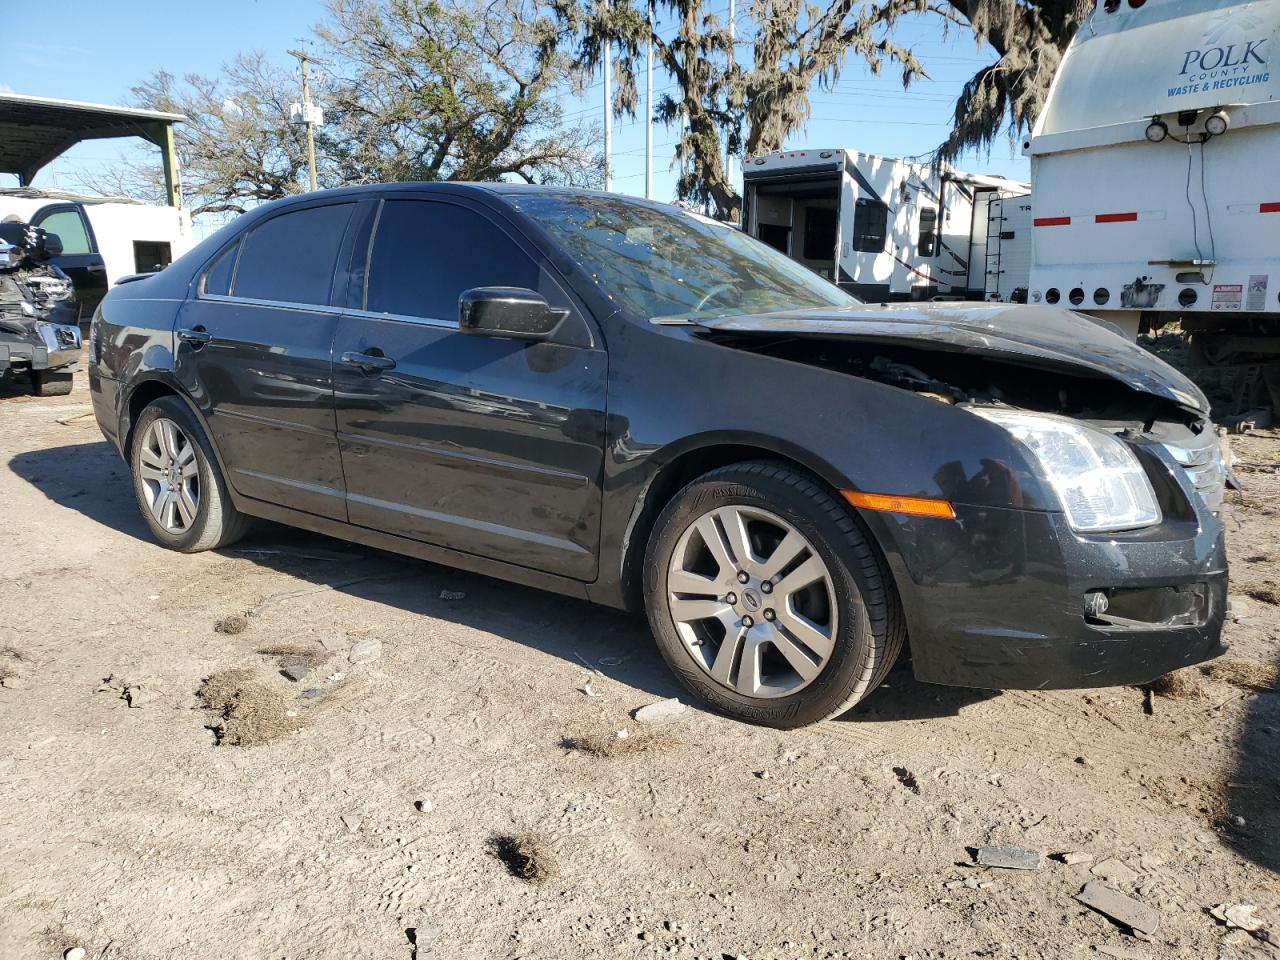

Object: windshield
[508,192,858,321]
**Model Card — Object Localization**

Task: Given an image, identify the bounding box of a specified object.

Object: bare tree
[316,0,604,186]
[78,52,317,217]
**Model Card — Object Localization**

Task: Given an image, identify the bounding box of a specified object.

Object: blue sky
[0,0,1028,214]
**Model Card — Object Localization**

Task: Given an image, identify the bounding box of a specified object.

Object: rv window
[232,202,355,306]
[917,208,938,257]
[35,209,92,256]
[852,199,887,253]
[202,242,239,296]
[757,223,790,255]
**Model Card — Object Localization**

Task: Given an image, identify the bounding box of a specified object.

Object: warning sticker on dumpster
[1246,275,1269,311]
[1212,284,1243,310]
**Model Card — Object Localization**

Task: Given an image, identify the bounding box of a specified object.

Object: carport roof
[0,93,185,186]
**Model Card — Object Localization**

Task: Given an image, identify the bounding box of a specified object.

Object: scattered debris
[197,669,304,747]
[581,680,598,697]
[1076,881,1161,937]
[975,845,1041,870]
[1225,407,1275,434]
[97,674,159,708]
[561,728,680,758]
[892,766,921,795]
[1091,858,1139,884]
[348,638,382,664]
[415,799,433,813]
[1054,852,1095,866]
[1204,658,1280,692]
[1210,903,1263,932]
[488,832,556,883]
[214,613,249,635]
[632,697,688,725]
[1146,668,1206,700]
[439,589,466,601]
[1247,584,1280,606]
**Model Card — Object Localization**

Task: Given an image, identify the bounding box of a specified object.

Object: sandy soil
[1,377,1278,960]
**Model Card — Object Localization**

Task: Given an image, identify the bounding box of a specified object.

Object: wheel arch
[616,433,888,614]
[120,375,216,468]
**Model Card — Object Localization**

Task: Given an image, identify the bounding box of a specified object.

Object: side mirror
[458,286,568,341]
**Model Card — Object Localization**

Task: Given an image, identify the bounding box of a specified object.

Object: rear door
[331,194,607,580]
[32,204,108,322]
[174,198,363,521]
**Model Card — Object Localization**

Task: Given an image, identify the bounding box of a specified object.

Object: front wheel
[129,396,250,552]
[643,461,905,728]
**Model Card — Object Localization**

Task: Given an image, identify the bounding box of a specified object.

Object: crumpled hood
[690,302,1209,415]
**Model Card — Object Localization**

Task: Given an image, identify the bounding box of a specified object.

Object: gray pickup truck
[0,222,82,396]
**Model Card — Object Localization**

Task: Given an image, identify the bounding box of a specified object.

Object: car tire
[643,461,905,728]
[129,396,251,552]
[31,369,73,396]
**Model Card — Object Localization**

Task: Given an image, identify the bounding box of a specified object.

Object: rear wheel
[31,369,73,396]
[643,461,905,728]
[129,396,250,552]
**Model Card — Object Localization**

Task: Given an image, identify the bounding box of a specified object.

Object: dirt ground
[1,377,1278,960]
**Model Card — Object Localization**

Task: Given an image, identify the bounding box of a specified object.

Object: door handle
[178,326,212,346]
[341,350,396,373]
[87,264,107,274]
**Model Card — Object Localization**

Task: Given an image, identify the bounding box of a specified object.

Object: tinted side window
[852,198,888,254]
[37,209,93,255]
[366,200,539,320]
[202,241,239,296]
[232,203,355,306]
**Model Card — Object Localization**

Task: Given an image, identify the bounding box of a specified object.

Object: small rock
[582,681,597,697]
[613,728,629,740]
[639,931,653,942]
[1091,858,1139,884]
[633,697,688,725]
[415,799,433,813]
[760,794,780,804]
[1211,903,1263,932]
[754,770,770,780]
[280,662,311,683]
[326,671,346,683]
[439,589,466,601]
[1224,930,1251,946]
[64,949,86,960]
[299,688,324,700]
[1054,851,1094,865]
[348,638,382,664]
[1076,881,1160,936]
[340,813,362,832]
[1075,756,1093,767]
[1231,815,1247,828]
[975,844,1041,870]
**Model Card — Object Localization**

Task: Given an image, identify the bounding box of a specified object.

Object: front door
[32,204,108,325]
[332,196,607,581]
[175,199,361,521]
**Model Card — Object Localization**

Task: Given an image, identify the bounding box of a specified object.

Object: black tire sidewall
[643,465,881,728]
[129,397,223,551]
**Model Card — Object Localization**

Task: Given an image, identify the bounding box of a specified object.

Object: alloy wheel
[666,505,838,698]
[137,418,200,533]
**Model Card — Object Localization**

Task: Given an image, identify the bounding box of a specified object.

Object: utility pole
[288,48,318,193]
[644,0,653,199]
[603,25,613,192]
[725,0,735,187]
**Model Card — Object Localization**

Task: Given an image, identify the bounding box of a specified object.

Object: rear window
[232,203,355,306]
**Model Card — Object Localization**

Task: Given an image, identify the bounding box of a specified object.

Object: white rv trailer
[740,149,1031,301]
[1026,0,1280,352]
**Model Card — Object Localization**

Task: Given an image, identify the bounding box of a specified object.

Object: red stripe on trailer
[1261,202,1280,213]
[1034,216,1071,227]
[1095,211,1138,223]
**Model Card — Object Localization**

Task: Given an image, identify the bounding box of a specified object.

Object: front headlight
[970,408,1161,533]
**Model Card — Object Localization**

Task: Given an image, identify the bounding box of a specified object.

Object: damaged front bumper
[871,447,1228,691]
[0,319,82,374]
